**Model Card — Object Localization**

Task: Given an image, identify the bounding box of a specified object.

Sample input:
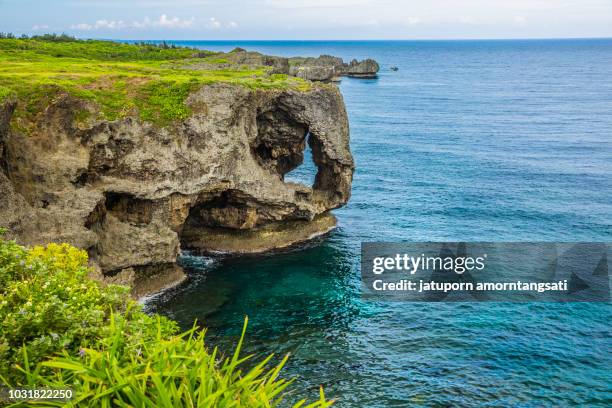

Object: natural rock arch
[0,82,354,295]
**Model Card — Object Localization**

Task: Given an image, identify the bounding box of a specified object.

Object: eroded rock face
[187,49,380,82]
[0,82,353,295]
[343,59,380,78]
[289,55,380,81]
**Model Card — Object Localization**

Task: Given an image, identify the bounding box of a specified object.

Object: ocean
[147,40,612,407]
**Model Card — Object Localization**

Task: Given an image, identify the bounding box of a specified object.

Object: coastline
[130,213,338,301]
[2,34,611,407]
[0,38,370,297]
[181,212,338,255]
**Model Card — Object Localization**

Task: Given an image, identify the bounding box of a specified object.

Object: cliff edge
[0,38,359,296]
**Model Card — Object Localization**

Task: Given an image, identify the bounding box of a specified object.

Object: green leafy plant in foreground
[0,235,333,407]
[13,317,331,408]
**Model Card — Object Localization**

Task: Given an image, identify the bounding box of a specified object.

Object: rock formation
[187,49,380,82]
[289,55,380,81]
[0,79,353,296]
[343,58,381,78]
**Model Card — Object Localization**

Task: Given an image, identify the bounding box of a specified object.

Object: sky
[1,0,612,40]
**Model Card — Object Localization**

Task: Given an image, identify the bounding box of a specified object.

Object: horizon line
[14,32,612,42]
[103,36,612,42]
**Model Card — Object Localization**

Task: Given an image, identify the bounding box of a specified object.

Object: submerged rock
[0,80,354,296]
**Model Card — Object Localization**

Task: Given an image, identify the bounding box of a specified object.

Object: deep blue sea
[148,40,612,407]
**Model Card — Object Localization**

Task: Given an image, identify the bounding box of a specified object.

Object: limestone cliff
[188,49,380,82]
[289,55,380,80]
[0,82,353,296]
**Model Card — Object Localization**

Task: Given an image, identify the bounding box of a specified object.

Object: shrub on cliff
[0,235,332,407]
[30,33,78,43]
[0,237,174,385]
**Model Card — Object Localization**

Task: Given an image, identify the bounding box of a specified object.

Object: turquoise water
[149,40,612,407]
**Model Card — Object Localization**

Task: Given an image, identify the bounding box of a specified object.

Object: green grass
[0,38,310,128]
[0,85,11,100]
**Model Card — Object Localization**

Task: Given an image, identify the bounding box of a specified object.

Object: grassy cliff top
[0,36,310,127]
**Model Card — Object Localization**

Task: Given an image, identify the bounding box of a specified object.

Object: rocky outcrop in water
[343,58,381,78]
[289,55,380,81]
[0,80,353,296]
[187,49,380,82]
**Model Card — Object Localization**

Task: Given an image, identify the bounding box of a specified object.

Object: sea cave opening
[252,107,323,190]
[283,132,317,188]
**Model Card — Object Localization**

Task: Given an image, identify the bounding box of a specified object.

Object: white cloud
[458,16,477,24]
[95,20,127,29]
[155,14,195,28]
[22,0,612,39]
[70,14,195,31]
[70,23,94,30]
[513,16,527,24]
[32,24,50,30]
[70,20,126,30]
[206,17,222,29]
[68,0,211,7]
[264,0,377,9]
